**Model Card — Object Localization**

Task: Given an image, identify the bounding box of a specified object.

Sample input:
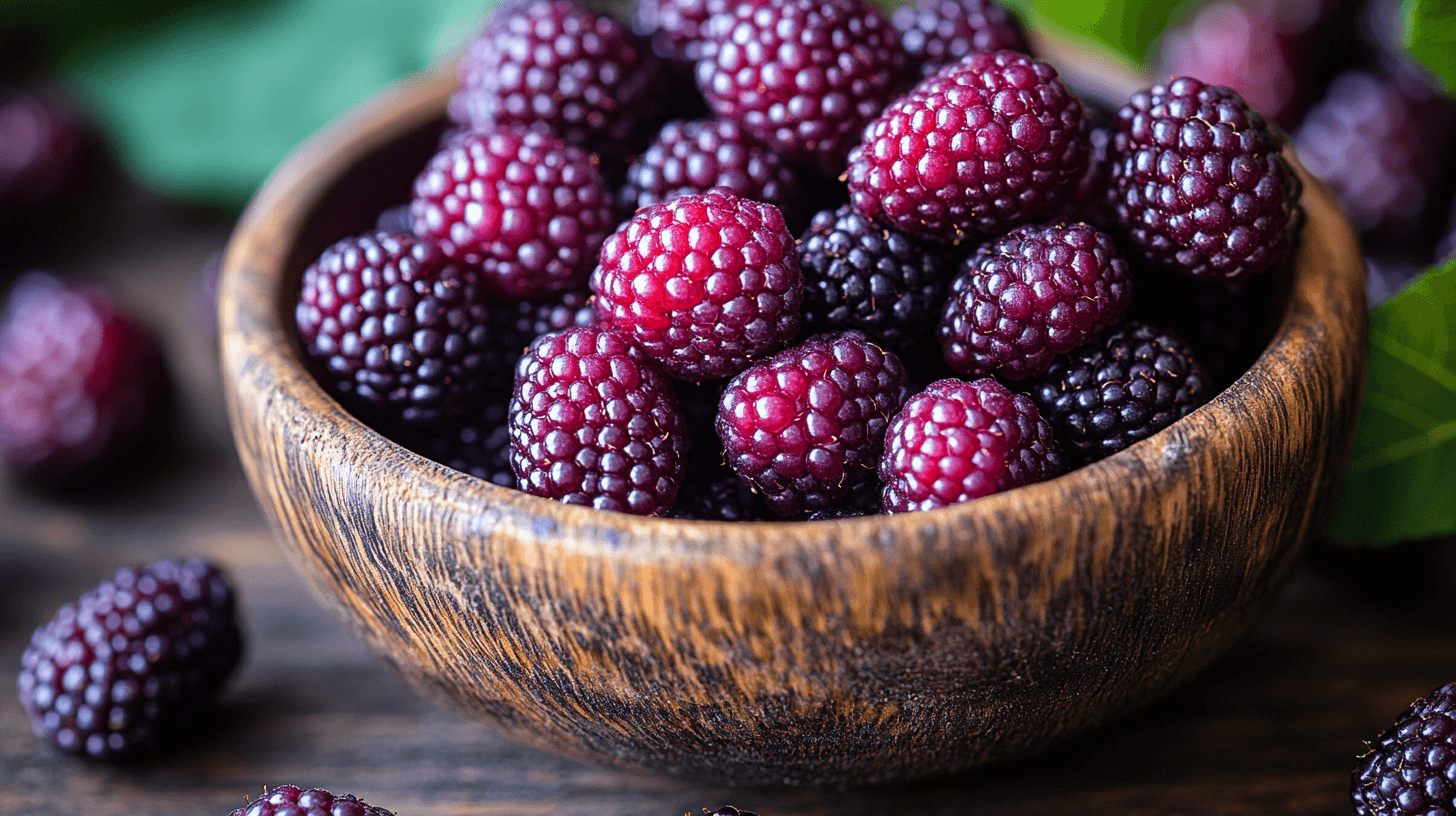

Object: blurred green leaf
[1002,0,1189,64]
[50,0,492,206]
[1327,259,1456,546]
[1404,0,1456,95]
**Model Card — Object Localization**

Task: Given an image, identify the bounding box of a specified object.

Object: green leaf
[1404,0,1456,96]
[1004,0,1188,65]
[48,0,493,206]
[1326,259,1456,546]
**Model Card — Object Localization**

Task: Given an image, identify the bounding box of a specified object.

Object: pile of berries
[295,0,1303,520]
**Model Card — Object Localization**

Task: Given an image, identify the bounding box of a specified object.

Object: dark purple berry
[669,461,772,521]
[1130,266,1284,387]
[592,187,803,382]
[847,50,1090,242]
[632,0,727,63]
[892,0,1030,78]
[879,377,1063,513]
[17,559,242,761]
[798,204,952,354]
[1351,681,1456,816]
[1109,76,1302,283]
[1030,321,1212,466]
[618,118,800,221]
[717,332,908,517]
[295,232,493,432]
[415,400,515,487]
[232,785,396,816]
[937,222,1133,380]
[409,126,614,301]
[509,325,689,515]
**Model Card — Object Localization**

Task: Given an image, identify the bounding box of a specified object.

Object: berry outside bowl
[218,54,1368,787]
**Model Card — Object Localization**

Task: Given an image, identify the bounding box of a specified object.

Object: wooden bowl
[218,59,1367,787]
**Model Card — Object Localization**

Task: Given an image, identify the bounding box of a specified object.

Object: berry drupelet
[449,0,663,160]
[592,187,803,382]
[879,377,1064,513]
[1030,322,1212,466]
[295,232,493,433]
[847,50,1090,242]
[617,118,801,221]
[694,0,908,174]
[0,273,171,489]
[509,325,689,515]
[409,126,614,301]
[892,0,1031,78]
[937,222,1133,380]
[717,332,908,518]
[1351,681,1456,815]
[798,204,952,355]
[17,559,242,761]
[632,0,726,63]
[232,785,396,816]
[1108,76,1302,284]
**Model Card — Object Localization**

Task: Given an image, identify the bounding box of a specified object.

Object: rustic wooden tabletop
[2,186,1454,816]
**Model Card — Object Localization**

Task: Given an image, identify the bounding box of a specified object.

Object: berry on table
[1108,76,1302,284]
[409,126,614,301]
[17,559,242,761]
[937,222,1133,380]
[1351,681,1456,816]
[717,331,908,518]
[879,377,1064,513]
[0,272,171,489]
[232,785,396,816]
[892,0,1031,79]
[509,325,689,515]
[448,0,664,160]
[617,118,801,222]
[798,204,952,355]
[847,50,1090,242]
[295,232,493,433]
[591,187,803,382]
[1029,321,1212,466]
[694,0,908,174]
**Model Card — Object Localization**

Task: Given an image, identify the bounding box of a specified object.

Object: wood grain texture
[216,64,1369,787]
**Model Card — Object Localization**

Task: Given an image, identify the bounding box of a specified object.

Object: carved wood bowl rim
[218,57,1368,786]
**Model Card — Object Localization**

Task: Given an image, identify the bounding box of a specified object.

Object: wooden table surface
[2,187,1454,816]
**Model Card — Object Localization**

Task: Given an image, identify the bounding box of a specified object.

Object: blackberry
[1130,266,1282,387]
[16,559,242,761]
[0,272,172,489]
[669,462,772,521]
[617,118,800,221]
[797,204,952,355]
[847,50,1090,242]
[1351,681,1456,815]
[1051,126,1116,229]
[509,325,689,515]
[1109,76,1302,284]
[805,476,882,520]
[1030,322,1212,466]
[592,187,803,382]
[449,0,664,160]
[295,232,493,432]
[1294,69,1455,247]
[937,222,1133,380]
[484,287,598,390]
[892,0,1031,79]
[695,0,908,174]
[416,400,515,487]
[232,785,395,816]
[409,126,613,301]
[879,377,1064,513]
[632,0,727,63]
[717,332,908,517]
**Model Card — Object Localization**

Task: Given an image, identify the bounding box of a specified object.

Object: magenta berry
[694,0,908,174]
[509,325,689,515]
[879,377,1063,513]
[17,559,241,761]
[295,232,493,431]
[937,222,1133,380]
[232,786,396,816]
[449,0,663,158]
[409,126,613,300]
[0,273,170,488]
[892,0,1030,78]
[1109,76,1302,283]
[618,118,801,219]
[592,187,803,382]
[717,332,908,517]
[847,50,1090,242]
